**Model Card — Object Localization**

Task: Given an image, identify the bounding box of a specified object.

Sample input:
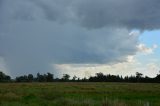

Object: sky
[0,0,160,78]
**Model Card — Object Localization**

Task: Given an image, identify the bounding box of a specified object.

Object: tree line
[0,71,160,83]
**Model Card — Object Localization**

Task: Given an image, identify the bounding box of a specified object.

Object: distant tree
[46,72,54,82]
[62,74,70,81]
[36,73,40,82]
[72,75,77,81]
[77,77,80,82]
[4,75,11,81]
[155,71,160,82]
[36,73,46,82]
[136,72,143,82]
[0,71,5,81]
[0,71,11,82]
[96,72,104,78]
[82,77,88,82]
[124,76,129,82]
[28,74,34,82]
[16,75,28,82]
[95,72,106,82]
[1,71,160,83]
[128,75,137,82]
[136,72,143,78]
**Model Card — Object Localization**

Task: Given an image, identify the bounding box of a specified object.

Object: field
[0,82,160,106]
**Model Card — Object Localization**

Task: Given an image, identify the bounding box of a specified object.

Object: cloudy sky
[0,0,160,78]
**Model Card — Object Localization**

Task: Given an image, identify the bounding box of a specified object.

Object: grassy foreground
[0,82,160,106]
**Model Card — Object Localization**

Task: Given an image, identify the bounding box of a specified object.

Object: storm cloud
[0,0,159,76]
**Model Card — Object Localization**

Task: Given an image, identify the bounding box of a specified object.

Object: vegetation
[0,71,11,82]
[1,71,160,83]
[0,82,160,106]
[0,71,160,105]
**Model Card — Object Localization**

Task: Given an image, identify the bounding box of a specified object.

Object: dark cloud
[24,0,160,30]
[2,0,160,29]
[0,0,159,76]
[0,22,139,76]
[73,0,160,29]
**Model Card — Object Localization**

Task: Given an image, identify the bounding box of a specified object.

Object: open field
[0,82,160,106]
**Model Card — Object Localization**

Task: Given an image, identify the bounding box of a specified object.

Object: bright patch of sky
[140,30,160,46]
[134,30,160,77]
[138,31,160,62]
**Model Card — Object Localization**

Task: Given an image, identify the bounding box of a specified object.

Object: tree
[16,75,28,82]
[37,73,41,82]
[135,72,143,82]
[62,74,70,81]
[136,72,143,78]
[72,75,77,81]
[155,71,160,82]
[4,75,11,81]
[36,73,46,82]
[46,72,54,82]
[0,71,11,82]
[96,72,104,78]
[0,71,5,81]
[95,72,106,81]
[28,74,34,82]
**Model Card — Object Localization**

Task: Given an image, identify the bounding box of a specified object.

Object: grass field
[0,82,160,106]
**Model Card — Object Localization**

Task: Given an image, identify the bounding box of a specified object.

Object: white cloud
[145,63,160,77]
[54,58,139,78]
[54,59,160,78]
[129,31,140,37]
[137,44,158,54]
[153,44,158,49]
[127,55,135,63]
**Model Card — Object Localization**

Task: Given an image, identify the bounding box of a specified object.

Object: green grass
[0,82,160,106]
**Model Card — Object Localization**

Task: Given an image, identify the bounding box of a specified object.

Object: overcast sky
[0,0,160,78]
